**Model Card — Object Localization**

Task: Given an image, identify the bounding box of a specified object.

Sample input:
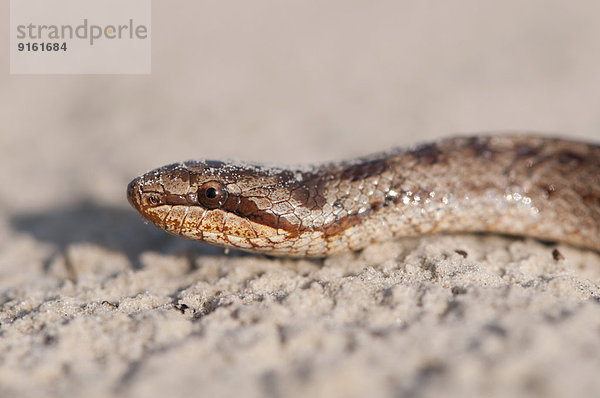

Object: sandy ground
[2,1,600,397]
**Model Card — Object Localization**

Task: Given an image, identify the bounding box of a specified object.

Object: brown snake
[127,135,600,257]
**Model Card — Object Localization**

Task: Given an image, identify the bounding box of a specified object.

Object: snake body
[127,135,600,257]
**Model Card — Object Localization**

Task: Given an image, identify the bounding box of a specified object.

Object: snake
[127,135,600,257]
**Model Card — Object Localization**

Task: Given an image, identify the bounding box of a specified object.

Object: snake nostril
[147,195,161,206]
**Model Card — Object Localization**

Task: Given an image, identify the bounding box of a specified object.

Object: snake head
[127,161,230,216]
[127,160,316,255]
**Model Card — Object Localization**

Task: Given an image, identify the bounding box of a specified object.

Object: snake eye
[198,181,227,209]
[205,187,218,199]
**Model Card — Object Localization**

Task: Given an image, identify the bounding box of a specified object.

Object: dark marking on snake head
[291,186,310,205]
[277,215,300,234]
[276,169,302,185]
[288,174,328,209]
[222,193,241,213]
[311,181,329,208]
[236,197,260,217]
[250,210,279,231]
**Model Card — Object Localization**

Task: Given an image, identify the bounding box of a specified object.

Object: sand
[2,1,600,397]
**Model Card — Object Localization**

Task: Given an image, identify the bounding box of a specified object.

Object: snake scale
[127,135,600,257]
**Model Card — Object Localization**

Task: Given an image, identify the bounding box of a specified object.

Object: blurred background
[2,0,600,213]
[2,2,600,396]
